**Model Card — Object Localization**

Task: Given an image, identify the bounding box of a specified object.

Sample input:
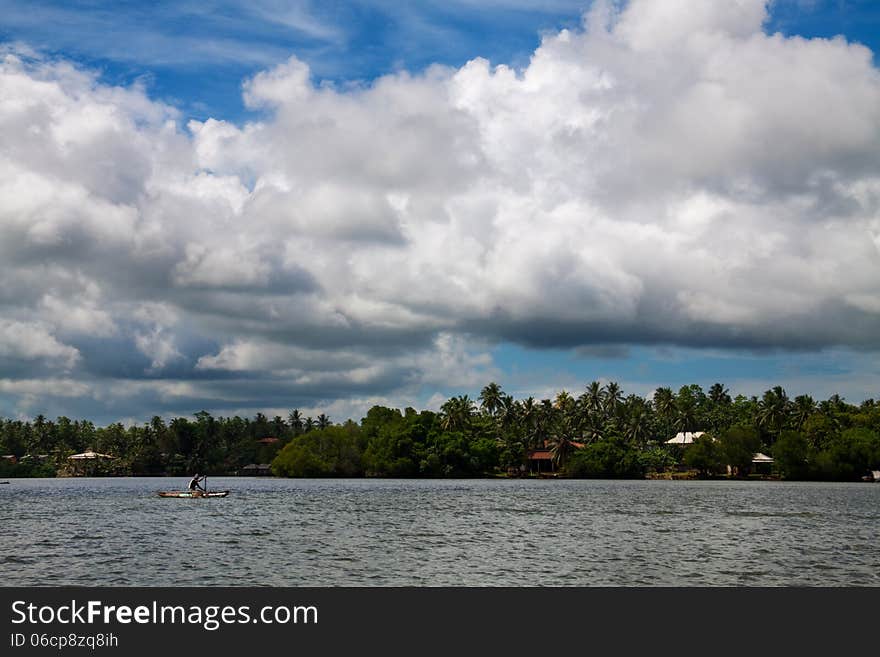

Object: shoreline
[1,472,868,483]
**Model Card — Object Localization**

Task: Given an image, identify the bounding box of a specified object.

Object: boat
[157,490,229,498]
[861,470,880,482]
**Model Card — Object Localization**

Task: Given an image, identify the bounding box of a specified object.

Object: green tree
[773,430,811,480]
[816,427,880,481]
[757,386,791,443]
[683,434,724,476]
[565,437,643,478]
[603,382,623,418]
[272,425,363,477]
[288,410,304,436]
[718,426,761,476]
[440,396,475,432]
[479,382,504,417]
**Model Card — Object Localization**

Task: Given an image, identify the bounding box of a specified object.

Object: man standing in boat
[188,473,206,495]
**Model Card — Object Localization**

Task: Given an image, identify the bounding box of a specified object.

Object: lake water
[1,477,878,586]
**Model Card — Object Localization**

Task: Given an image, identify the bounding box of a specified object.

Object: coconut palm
[582,381,604,416]
[533,399,556,449]
[757,386,790,439]
[603,382,623,418]
[554,390,575,414]
[440,395,475,432]
[820,394,848,415]
[496,394,518,431]
[623,397,651,447]
[792,395,816,430]
[288,409,304,435]
[316,413,331,430]
[708,383,731,406]
[674,393,697,437]
[549,431,575,470]
[580,415,604,443]
[653,387,676,440]
[479,382,504,417]
[518,397,538,448]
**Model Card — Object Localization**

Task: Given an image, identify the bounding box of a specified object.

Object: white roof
[68,451,115,460]
[665,431,705,445]
[752,452,774,463]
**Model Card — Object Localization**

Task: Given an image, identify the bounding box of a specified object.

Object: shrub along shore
[1,382,879,481]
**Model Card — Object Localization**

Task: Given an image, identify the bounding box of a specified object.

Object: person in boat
[188,473,206,493]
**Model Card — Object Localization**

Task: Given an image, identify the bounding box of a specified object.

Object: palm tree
[653,387,676,441]
[533,399,556,448]
[549,431,575,470]
[479,382,504,417]
[583,381,604,416]
[580,415,604,443]
[757,386,790,440]
[674,393,697,437]
[304,417,315,433]
[32,414,51,454]
[792,395,816,430]
[316,413,331,430]
[623,397,651,447]
[704,384,731,434]
[820,394,848,415]
[519,397,538,449]
[440,395,475,432]
[288,409,304,435]
[603,382,623,418]
[708,383,731,406]
[554,390,575,415]
[496,394,518,432]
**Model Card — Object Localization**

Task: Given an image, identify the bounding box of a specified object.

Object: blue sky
[3,0,877,121]
[0,0,594,121]
[1,0,879,423]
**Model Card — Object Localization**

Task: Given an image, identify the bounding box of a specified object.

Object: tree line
[1,382,879,480]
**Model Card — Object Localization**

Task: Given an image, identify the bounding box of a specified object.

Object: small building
[526,449,554,474]
[20,454,50,462]
[1,455,17,464]
[240,463,273,476]
[751,452,774,475]
[66,450,116,476]
[255,437,280,446]
[525,441,585,475]
[665,431,706,445]
[68,450,115,461]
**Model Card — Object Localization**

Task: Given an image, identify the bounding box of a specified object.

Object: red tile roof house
[525,441,585,475]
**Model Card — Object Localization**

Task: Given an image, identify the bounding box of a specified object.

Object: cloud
[2,0,880,420]
[245,1,344,43]
[0,1,338,68]
[0,377,91,398]
[0,320,80,369]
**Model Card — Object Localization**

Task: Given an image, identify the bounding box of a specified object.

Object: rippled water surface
[1,477,878,586]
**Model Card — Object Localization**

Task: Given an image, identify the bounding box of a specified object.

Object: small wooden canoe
[157,490,229,498]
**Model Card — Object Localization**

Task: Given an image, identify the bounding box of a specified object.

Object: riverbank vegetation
[1,382,878,480]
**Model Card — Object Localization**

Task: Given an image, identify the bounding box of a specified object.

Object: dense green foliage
[565,438,644,478]
[272,424,363,477]
[1,381,879,480]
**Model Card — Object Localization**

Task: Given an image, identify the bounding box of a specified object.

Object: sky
[1,0,879,425]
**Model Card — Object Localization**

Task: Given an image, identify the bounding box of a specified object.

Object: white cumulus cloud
[2,0,880,420]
